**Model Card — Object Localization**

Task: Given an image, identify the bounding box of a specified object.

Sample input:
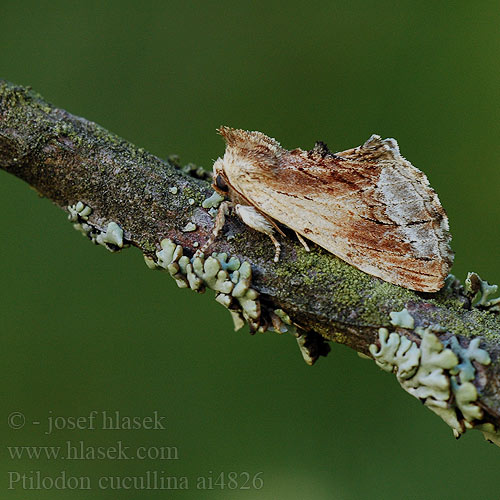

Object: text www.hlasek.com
[8,441,178,461]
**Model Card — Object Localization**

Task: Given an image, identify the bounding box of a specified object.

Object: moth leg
[234,204,281,262]
[295,231,310,252]
[201,200,232,253]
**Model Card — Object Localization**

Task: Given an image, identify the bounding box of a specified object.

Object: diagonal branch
[1,80,499,447]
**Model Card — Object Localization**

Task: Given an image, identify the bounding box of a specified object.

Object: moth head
[212,157,229,194]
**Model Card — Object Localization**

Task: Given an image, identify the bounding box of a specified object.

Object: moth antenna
[295,231,310,252]
[201,201,232,253]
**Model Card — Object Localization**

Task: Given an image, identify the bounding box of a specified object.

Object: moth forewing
[213,127,453,293]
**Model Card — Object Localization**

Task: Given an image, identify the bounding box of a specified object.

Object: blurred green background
[1,1,499,498]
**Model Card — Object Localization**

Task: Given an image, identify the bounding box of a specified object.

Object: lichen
[446,336,491,382]
[180,162,212,181]
[167,154,181,168]
[477,423,500,447]
[445,336,491,425]
[212,252,241,272]
[202,191,225,209]
[370,322,494,443]
[144,255,160,270]
[68,202,125,252]
[296,331,316,365]
[152,238,261,331]
[0,81,52,114]
[294,329,331,366]
[181,186,205,207]
[269,311,290,334]
[389,308,415,329]
[465,272,500,311]
[95,222,124,249]
[274,309,292,326]
[369,327,420,378]
[404,330,458,403]
[268,236,498,344]
[181,222,197,232]
[274,246,370,312]
[68,201,92,222]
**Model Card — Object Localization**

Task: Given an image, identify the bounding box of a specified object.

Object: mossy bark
[1,80,499,434]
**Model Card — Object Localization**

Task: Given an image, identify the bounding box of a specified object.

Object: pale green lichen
[152,239,260,331]
[357,352,372,360]
[230,262,260,323]
[73,222,93,238]
[370,325,494,443]
[68,202,125,253]
[181,222,197,232]
[389,308,415,330]
[444,274,458,291]
[269,308,330,364]
[190,255,233,293]
[465,272,500,311]
[180,163,211,180]
[405,331,458,403]
[230,311,246,331]
[156,239,188,288]
[68,201,92,222]
[169,186,178,195]
[369,327,420,379]
[451,379,482,422]
[445,336,491,425]
[269,313,290,334]
[292,329,330,366]
[202,191,225,209]
[144,255,160,270]
[212,252,240,272]
[446,336,491,382]
[296,332,316,366]
[274,309,292,326]
[95,222,123,249]
[477,423,500,447]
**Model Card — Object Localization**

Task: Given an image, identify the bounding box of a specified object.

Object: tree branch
[1,80,499,447]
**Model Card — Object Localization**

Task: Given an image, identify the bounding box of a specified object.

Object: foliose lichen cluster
[147,238,261,332]
[68,202,125,252]
[465,272,500,312]
[369,308,498,445]
[66,199,284,341]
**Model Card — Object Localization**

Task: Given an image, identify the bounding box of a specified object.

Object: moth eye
[216,174,228,192]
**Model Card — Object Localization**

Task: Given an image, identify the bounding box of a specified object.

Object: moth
[205,126,453,293]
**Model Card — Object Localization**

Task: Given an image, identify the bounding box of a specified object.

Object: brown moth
[206,126,453,293]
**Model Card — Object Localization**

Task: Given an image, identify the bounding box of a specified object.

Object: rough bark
[1,80,499,444]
